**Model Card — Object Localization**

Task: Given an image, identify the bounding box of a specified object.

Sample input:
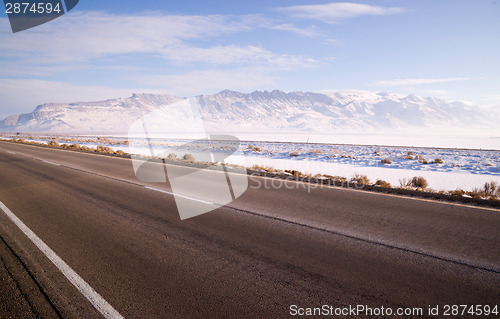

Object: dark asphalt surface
[0,141,499,318]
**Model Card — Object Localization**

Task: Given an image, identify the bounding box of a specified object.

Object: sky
[0,0,499,119]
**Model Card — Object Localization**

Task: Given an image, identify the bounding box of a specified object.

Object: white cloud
[160,44,316,69]
[275,2,403,23]
[372,77,470,87]
[324,38,342,46]
[270,23,321,37]
[0,11,318,71]
[0,12,252,63]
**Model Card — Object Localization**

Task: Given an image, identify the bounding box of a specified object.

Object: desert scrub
[114,150,126,155]
[251,165,275,172]
[183,153,195,162]
[434,158,444,164]
[411,176,428,189]
[398,178,412,188]
[96,146,113,154]
[352,174,370,185]
[375,180,391,188]
[381,158,392,165]
[285,169,302,177]
[167,153,177,160]
[449,189,466,197]
[289,151,299,157]
[69,143,81,150]
[253,146,262,152]
[47,140,60,147]
[483,181,499,197]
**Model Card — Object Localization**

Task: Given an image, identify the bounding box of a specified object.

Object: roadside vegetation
[3,135,498,202]
[8,137,128,156]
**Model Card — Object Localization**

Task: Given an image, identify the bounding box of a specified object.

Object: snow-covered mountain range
[0,90,497,136]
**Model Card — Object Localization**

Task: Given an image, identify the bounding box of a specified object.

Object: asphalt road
[0,141,499,318]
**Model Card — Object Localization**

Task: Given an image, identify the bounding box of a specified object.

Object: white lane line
[7,151,16,154]
[0,201,124,319]
[143,186,214,205]
[42,160,61,166]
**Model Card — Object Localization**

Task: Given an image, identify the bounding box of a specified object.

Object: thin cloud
[0,12,255,63]
[372,77,470,87]
[270,23,321,37]
[0,11,318,73]
[275,2,404,24]
[160,44,317,69]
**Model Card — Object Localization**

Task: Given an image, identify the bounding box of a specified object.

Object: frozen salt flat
[2,135,499,192]
[139,139,498,192]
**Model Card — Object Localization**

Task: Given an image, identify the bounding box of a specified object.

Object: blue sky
[0,0,499,119]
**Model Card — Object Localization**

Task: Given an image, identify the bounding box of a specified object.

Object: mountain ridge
[1,90,497,135]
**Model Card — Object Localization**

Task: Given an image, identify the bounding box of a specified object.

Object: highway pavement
[0,140,499,318]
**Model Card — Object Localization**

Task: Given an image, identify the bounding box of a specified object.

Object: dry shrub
[483,181,499,196]
[183,153,195,162]
[285,169,302,177]
[289,151,299,157]
[399,178,412,188]
[47,140,60,147]
[251,165,275,172]
[253,146,262,152]
[352,174,370,185]
[375,180,391,188]
[381,158,392,165]
[467,189,484,199]
[247,144,255,150]
[167,153,177,160]
[411,176,428,189]
[449,189,466,197]
[407,151,414,156]
[434,158,444,164]
[96,146,113,154]
[69,143,81,150]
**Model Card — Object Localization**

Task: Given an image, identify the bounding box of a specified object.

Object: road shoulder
[0,234,60,319]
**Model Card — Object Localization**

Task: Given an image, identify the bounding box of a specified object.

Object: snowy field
[2,134,498,192]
